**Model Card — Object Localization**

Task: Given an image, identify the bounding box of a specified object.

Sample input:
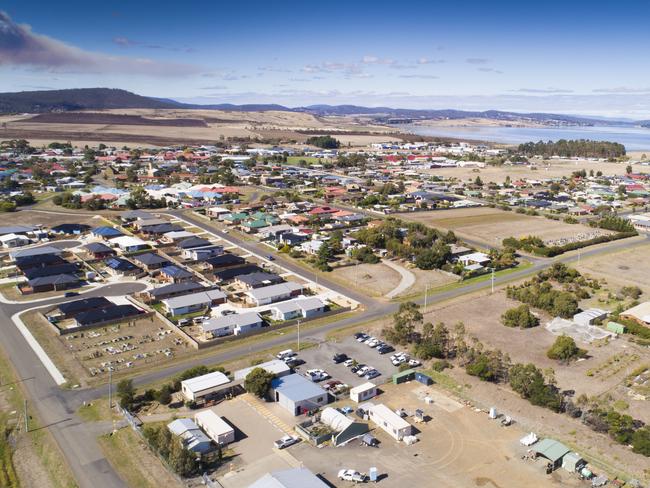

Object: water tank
[489,407,497,419]
[368,467,378,482]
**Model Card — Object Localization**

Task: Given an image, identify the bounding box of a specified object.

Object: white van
[276,349,295,360]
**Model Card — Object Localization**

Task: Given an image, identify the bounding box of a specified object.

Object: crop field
[397,207,607,247]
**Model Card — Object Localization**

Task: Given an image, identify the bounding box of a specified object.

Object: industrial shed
[234,359,291,381]
[249,468,329,488]
[532,438,571,469]
[271,374,328,416]
[349,382,377,403]
[320,407,369,446]
[367,403,412,441]
[181,371,231,402]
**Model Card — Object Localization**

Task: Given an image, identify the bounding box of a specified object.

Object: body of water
[405,124,650,151]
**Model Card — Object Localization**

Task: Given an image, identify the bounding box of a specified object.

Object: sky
[1,0,650,117]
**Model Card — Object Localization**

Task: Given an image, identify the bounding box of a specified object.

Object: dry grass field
[576,243,650,290]
[397,207,604,247]
[330,262,401,297]
[422,159,631,183]
[397,267,459,297]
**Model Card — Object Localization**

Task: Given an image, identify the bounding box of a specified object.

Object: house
[105,257,141,276]
[132,218,167,230]
[162,230,195,243]
[74,304,144,329]
[235,271,284,289]
[350,382,378,403]
[181,371,231,401]
[140,223,184,236]
[279,232,309,246]
[194,410,235,446]
[144,281,205,302]
[233,359,291,381]
[27,273,80,293]
[301,240,324,255]
[54,297,113,319]
[0,233,29,248]
[270,297,327,321]
[11,245,62,262]
[23,263,79,279]
[249,468,330,488]
[206,207,231,219]
[167,418,212,454]
[182,245,224,262]
[620,301,650,327]
[458,252,491,266]
[50,223,90,235]
[213,265,262,283]
[83,242,116,259]
[159,265,194,283]
[245,282,303,306]
[90,226,124,240]
[162,289,227,316]
[131,252,169,272]
[271,374,329,416]
[367,403,412,441]
[177,236,212,250]
[204,253,246,270]
[109,235,148,253]
[0,225,38,236]
[201,311,263,338]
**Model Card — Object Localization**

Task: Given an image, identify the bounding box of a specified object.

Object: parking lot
[292,335,410,389]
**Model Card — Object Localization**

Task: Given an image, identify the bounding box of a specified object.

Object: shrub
[244,368,275,398]
[547,335,586,362]
[501,305,539,329]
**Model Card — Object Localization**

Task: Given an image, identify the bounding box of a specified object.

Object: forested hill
[0,88,180,113]
[517,139,626,158]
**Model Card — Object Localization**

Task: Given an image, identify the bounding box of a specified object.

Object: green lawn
[285,156,321,165]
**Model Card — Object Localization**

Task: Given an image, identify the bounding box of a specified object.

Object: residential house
[235,272,284,289]
[90,226,124,240]
[109,235,149,253]
[181,245,224,262]
[159,265,194,283]
[131,252,170,272]
[162,289,227,316]
[167,419,212,454]
[27,274,80,293]
[105,257,141,277]
[203,253,246,270]
[245,282,303,306]
[143,281,205,302]
[270,297,327,321]
[74,304,144,329]
[83,242,116,259]
[194,410,235,446]
[0,233,29,248]
[200,312,263,338]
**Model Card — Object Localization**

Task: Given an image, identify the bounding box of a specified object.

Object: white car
[273,435,298,449]
[356,366,371,377]
[367,338,380,348]
[343,359,355,367]
[391,356,407,366]
[408,359,421,367]
[338,469,368,483]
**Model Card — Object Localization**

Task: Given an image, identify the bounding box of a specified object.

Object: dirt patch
[397,267,459,298]
[397,207,607,247]
[576,243,650,290]
[330,262,401,297]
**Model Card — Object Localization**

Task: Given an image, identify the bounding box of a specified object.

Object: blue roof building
[271,374,328,416]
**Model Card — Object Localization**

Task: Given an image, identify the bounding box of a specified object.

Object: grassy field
[98,427,182,488]
[397,207,605,248]
[330,262,401,297]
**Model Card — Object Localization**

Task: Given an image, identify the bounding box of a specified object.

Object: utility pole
[24,399,28,433]
[423,284,429,312]
[491,268,495,294]
[108,367,112,412]
[297,319,301,352]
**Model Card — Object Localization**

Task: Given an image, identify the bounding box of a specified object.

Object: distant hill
[0,87,644,126]
[0,88,180,113]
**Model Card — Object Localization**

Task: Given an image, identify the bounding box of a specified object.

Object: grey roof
[84,242,113,253]
[132,252,169,266]
[247,282,303,302]
[148,281,204,298]
[249,468,329,488]
[10,245,62,260]
[202,312,262,332]
[295,297,325,312]
[0,225,37,236]
[163,290,227,310]
[121,210,156,220]
[238,272,283,287]
[271,374,327,402]
[28,273,79,287]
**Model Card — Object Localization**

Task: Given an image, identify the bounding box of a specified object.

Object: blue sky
[1,0,650,117]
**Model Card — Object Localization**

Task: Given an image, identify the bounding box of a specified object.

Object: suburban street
[0,210,648,488]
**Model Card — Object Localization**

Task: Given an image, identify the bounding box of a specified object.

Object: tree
[0,201,16,212]
[501,305,539,329]
[305,135,341,149]
[244,368,275,398]
[157,384,173,405]
[626,164,633,174]
[116,379,135,409]
[384,301,422,345]
[632,427,650,456]
[546,335,586,362]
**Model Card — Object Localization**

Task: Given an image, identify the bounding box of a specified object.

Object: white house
[162,289,227,316]
[234,359,292,381]
[367,403,412,441]
[194,409,235,446]
[270,297,327,321]
[201,311,263,338]
[109,235,148,252]
[458,252,491,266]
[245,282,303,306]
[0,233,30,248]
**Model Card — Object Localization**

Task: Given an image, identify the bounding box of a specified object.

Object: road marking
[12,309,66,385]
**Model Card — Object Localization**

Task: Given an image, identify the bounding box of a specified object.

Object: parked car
[64,291,79,297]
[338,469,368,483]
[354,332,368,340]
[350,363,364,374]
[274,435,299,449]
[376,344,394,354]
[332,353,348,364]
[365,369,381,380]
[221,309,236,316]
[306,369,330,382]
[285,358,305,368]
[356,366,371,377]
[178,318,190,326]
[343,359,355,367]
[324,380,343,391]
[408,359,421,367]
[266,255,275,261]
[356,333,369,343]
[276,349,295,360]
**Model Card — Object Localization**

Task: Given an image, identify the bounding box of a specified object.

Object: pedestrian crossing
[241,393,294,434]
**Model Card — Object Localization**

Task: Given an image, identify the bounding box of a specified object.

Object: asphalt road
[0,208,647,488]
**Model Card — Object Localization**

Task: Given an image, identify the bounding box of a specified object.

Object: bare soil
[330,262,401,297]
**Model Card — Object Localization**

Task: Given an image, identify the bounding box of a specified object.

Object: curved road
[0,208,647,488]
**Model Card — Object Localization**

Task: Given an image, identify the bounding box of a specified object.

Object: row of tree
[517,139,626,158]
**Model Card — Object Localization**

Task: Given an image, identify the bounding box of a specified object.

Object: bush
[632,427,650,456]
[501,305,539,329]
[430,360,451,372]
[157,384,173,405]
[547,335,586,362]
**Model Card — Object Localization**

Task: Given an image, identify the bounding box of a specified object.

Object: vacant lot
[0,210,103,228]
[576,243,650,290]
[397,267,459,298]
[28,112,209,127]
[397,207,605,247]
[292,381,583,488]
[330,262,401,297]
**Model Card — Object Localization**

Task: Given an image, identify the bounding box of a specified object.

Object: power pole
[108,367,112,411]
[297,319,301,352]
[24,399,28,433]
[491,268,495,294]
[423,284,429,312]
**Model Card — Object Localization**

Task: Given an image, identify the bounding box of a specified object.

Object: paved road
[0,207,647,488]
